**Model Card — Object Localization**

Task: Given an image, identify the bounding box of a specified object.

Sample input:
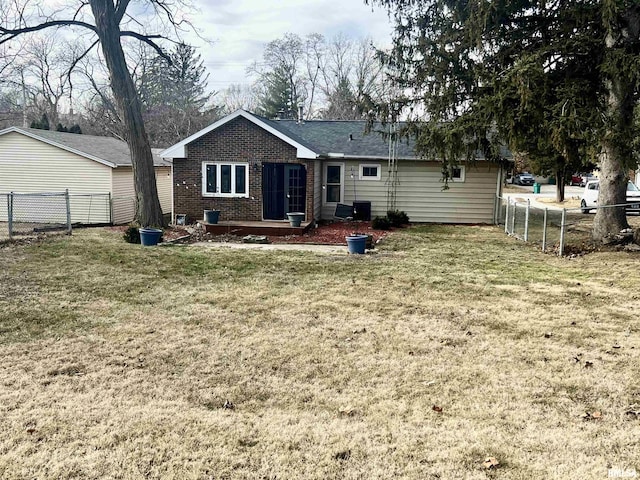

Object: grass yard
[0,226,639,479]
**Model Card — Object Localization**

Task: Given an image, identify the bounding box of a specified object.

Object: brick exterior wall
[173,116,316,223]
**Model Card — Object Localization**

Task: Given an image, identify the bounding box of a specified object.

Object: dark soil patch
[104,221,394,246]
[106,225,190,242]
[276,221,392,245]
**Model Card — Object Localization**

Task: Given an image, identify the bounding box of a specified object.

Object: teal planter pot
[286,212,305,227]
[346,234,368,254]
[139,228,162,246]
[204,209,220,224]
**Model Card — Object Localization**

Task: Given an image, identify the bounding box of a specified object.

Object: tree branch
[72,2,90,22]
[120,30,172,63]
[67,39,100,76]
[65,38,100,93]
[0,20,97,45]
[114,0,132,24]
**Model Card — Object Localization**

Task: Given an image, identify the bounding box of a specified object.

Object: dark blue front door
[262,163,306,220]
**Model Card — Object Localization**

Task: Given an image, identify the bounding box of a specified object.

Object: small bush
[123,224,141,244]
[387,210,410,227]
[372,216,392,230]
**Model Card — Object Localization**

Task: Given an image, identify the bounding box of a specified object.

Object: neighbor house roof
[0,126,171,168]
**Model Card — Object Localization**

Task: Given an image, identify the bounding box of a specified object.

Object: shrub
[387,210,410,227]
[372,216,392,230]
[123,224,141,244]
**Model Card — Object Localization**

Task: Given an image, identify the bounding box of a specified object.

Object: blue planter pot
[286,212,305,227]
[204,210,220,224]
[346,234,368,254]
[139,228,162,246]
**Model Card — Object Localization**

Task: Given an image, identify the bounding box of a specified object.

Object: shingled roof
[160,109,512,161]
[0,127,171,168]
[255,115,417,159]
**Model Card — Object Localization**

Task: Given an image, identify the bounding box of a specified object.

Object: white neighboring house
[0,127,172,224]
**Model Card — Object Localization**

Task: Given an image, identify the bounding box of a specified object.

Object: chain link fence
[69,193,112,225]
[497,195,640,255]
[0,191,130,241]
[0,191,71,240]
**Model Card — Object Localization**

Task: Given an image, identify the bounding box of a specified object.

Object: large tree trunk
[592,13,638,242]
[89,0,164,227]
[593,136,630,242]
[555,171,565,203]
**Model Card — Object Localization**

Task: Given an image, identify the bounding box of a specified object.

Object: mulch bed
[277,221,391,245]
[105,221,394,246]
[106,225,190,242]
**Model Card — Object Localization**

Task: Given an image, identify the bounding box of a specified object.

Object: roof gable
[160,110,319,159]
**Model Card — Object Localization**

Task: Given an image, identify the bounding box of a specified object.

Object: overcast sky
[184,0,394,92]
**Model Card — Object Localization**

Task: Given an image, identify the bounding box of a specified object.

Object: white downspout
[171,161,174,224]
[494,164,504,224]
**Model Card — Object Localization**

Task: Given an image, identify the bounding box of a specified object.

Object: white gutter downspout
[494,164,504,225]
[171,161,174,224]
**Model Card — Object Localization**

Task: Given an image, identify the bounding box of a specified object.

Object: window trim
[324,162,344,204]
[202,162,250,198]
[359,163,381,181]
[449,165,466,183]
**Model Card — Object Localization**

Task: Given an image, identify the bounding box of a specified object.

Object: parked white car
[581,180,640,213]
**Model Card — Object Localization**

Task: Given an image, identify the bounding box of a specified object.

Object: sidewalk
[191,241,348,254]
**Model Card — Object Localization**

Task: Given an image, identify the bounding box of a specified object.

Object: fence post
[524,199,530,242]
[8,192,13,239]
[559,208,567,256]
[542,208,548,252]
[109,193,113,225]
[511,199,517,235]
[504,197,509,233]
[65,189,72,235]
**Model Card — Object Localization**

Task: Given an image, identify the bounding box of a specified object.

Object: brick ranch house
[160,109,510,225]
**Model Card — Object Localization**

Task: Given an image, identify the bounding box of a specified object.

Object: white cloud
[183,0,392,91]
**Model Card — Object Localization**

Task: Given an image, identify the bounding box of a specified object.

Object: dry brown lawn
[0,226,639,479]
[536,196,581,209]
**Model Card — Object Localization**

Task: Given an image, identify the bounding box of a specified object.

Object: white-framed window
[324,163,344,203]
[449,165,466,182]
[202,162,249,197]
[359,163,381,181]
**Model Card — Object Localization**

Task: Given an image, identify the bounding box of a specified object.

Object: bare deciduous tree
[20,34,78,126]
[249,32,384,120]
[219,83,260,114]
[319,36,383,120]
[0,0,197,227]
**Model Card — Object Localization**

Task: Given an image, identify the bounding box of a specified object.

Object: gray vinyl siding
[320,159,499,224]
[394,161,498,223]
[342,161,389,218]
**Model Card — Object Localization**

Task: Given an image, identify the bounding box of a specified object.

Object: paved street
[503,184,584,210]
